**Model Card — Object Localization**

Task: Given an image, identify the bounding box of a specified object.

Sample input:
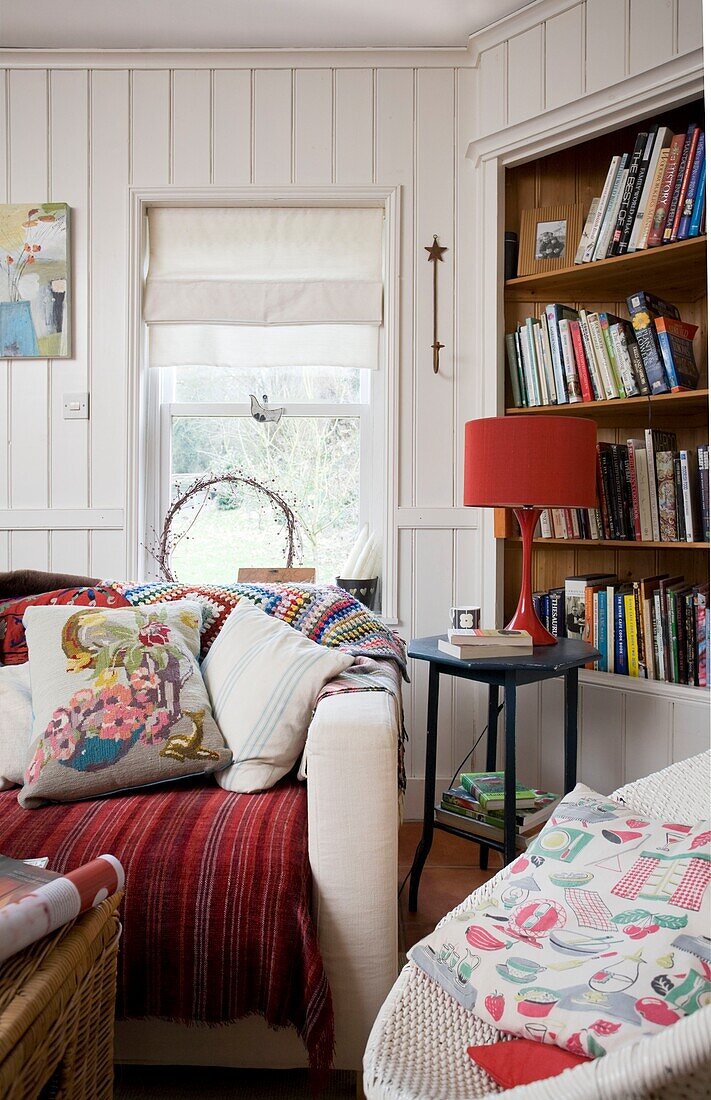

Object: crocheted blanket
[106,581,408,796]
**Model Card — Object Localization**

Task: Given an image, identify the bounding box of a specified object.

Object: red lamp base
[507,507,556,646]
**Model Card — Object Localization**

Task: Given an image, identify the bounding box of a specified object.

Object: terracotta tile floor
[398,822,501,952]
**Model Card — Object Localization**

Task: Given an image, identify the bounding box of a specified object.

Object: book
[446,629,532,646]
[582,156,621,262]
[519,322,541,406]
[568,320,594,402]
[611,131,648,254]
[696,586,709,687]
[533,321,551,405]
[538,313,558,405]
[654,316,699,391]
[618,126,658,253]
[459,771,538,811]
[526,318,548,405]
[565,574,616,640]
[549,587,565,637]
[613,586,631,674]
[624,591,640,676]
[626,291,681,396]
[598,312,627,397]
[505,332,524,407]
[610,322,640,397]
[629,126,673,250]
[545,304,578,404]
[587,311,618,399]
[658,576,684,680]
[438,640,533,661]
[577,310,605,399]
[664,124,699,243]
[698,444,710,541]
[434,806,529,851]
[0,854,124,964]
[574,197,601,264]
[674,455,686,542]
[633,446,654,540]
[644,427,677,541]
[441,787,560,835]
[647,132,686,247]
[689,158,706,237]
[593,157,629,261]
[656,449,678,541]
[679,450,700,543]
[558,318,582,402]
[640,575,669,679]
[677,132,705,240]
[636,146,671,250]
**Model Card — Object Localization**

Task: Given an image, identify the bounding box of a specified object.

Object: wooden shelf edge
[503,536,710,550]
[579,667,710,700]
[505,389,709,418]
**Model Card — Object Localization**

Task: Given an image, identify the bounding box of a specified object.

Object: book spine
[653,589,666,680]
[569,320,594,401]
[645,430,662,542]
[629,128,670,251]
[538,312,558,405]
[626,294,670,395]
[678,451,694,542]
[624,592,639,676]
[667,588,680,684]
[545,306,569,405]
[656,450,678,541]
[696,593,708,687]
[666,125,699,242]
[698,445,710,541]
[685,593,697,686]
[614,592,629,675]
[519,324,540,406]
[577,311,604,400]
[648,133,685,247]
[526,318,547,405]
[534,323,552,405]
[505,333,524,407]
[619,127,657,253]
[611,132,648,254]
[593,161,629,261]
[600,314,625,398]
[575,197,601,264]
[634,448,654,540]
[610,324,639,397]
[627,440,642,540]
[655,328,680,390]
[597,588,607,671]
[582,156,620,262]
[620,445,636,539]
[595,446,613,540]
[558,319,582,402]
[677,132,705,240]
[689,159,706,237]
[588,312,618,399]
[673,455,686,542]
[637,147,670,249]
[625,330,651,395]
[610,446,628,539]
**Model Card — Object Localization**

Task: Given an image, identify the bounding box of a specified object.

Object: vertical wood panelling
[455,67,477,504]
[580,683,625,792]
[89,528,126,578]
[213,70,252,185]
[253,69,292,184]
[414,68,455,508]
[334,69,373,183]
[411,529,454,783]
[10,530,49,571]
[131,70,170,185]
[50,529,89,574]
[678,0,703,54]
[545,4,584,110]
[453,527,484,775]
[476,46,506,137]
[672,699,710,759]
[172,69,212,185]
[294,69,332,184]
[507,25,544,125]
[629,0,675,75]
[90,71,128,516]
[586,0,628,93]
[49,69,89,510]
[625,693,671,779]
[397,528,415,783]
[539,678,565,794]
[376,68,414,508]
[8,70,49,510]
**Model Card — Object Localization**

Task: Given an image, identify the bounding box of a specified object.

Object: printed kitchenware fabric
[409,783,711,1059]
[19,602,231,808]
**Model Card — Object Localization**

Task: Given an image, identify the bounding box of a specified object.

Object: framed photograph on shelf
[517,203,584,277]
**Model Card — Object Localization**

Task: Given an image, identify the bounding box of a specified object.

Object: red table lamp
[463,416,597,645]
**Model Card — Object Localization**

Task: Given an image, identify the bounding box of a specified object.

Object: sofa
[0,570,401,1073]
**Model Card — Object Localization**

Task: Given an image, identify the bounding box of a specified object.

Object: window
[138,200,395,601]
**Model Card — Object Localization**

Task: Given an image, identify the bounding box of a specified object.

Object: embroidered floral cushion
[19,602,232,808]
[409,784,711,1059]
[0,585,130,666]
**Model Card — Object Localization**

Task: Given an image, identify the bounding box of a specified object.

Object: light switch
[63,392,89,420]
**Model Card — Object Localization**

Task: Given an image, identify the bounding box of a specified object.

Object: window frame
[127,186,400,620]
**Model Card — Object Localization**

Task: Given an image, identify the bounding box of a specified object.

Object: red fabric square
[0,586,130,665]
[468,1039,587,1087]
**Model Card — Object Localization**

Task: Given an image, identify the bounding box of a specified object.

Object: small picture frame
[516,203,584,277]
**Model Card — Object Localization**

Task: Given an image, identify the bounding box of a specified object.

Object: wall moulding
[0,47,472,70]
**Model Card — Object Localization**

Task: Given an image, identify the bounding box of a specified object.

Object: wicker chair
[364,752,711,1100]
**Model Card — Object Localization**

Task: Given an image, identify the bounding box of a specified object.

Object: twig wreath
[149,471,302,582]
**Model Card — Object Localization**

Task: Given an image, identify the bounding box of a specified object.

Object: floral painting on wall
[0,203,69,357]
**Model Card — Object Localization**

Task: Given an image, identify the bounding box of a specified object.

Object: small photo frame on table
[516,203,584,277]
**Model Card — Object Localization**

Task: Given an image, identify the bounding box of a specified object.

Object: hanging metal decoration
[425,234,447,374]
[250,394,285,423]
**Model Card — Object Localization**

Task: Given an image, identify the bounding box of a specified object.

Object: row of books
[533,437,710,545]
[438,628,532,661]
[506,291,700,409]
[534,573,709,686]
[574,120,705,263]
[436,772,560,852]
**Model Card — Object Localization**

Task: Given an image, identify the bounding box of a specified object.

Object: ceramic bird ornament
[250,394,284,424]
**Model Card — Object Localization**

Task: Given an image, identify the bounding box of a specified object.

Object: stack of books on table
[534,573,710,685]
[505,290,701,409]
[438,629,533,661]
[574,120,705,263]
[435,772,560,851]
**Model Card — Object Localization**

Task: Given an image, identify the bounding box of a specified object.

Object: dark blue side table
[406,635,599,913]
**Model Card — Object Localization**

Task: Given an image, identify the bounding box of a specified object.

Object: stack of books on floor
[506,290,702,409]
[438,629,532,661]
[574,119,705,263]
[531,573,709,686]
[435,772,560,852]
[532,433,710,544]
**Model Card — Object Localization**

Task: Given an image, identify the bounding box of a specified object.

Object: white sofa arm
[303,690,400,1070]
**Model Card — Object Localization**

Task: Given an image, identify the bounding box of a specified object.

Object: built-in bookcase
[498,97,709,691]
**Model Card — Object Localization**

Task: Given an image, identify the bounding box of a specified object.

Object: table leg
[564,667,579,794]
[503,673,517,866]
[408,663,440,913]
[479,684,500,871]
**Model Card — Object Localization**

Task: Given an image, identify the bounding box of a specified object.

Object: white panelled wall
[0,0,707,818]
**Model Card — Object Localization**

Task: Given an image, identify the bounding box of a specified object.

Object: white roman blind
[144,206,384,369]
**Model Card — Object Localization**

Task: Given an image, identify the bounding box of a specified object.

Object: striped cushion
[202,602,354,793]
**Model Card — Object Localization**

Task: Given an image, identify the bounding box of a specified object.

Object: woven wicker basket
[0,893,122,1100]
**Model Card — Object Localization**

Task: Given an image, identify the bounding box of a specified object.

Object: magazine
[0,853,124,963]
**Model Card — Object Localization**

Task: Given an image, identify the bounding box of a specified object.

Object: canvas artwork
[0,203,69,358]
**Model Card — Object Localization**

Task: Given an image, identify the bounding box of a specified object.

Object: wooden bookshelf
[500,98,709,691]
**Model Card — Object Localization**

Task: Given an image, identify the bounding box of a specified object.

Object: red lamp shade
[464,416,597,645]
[464,416,597,509]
